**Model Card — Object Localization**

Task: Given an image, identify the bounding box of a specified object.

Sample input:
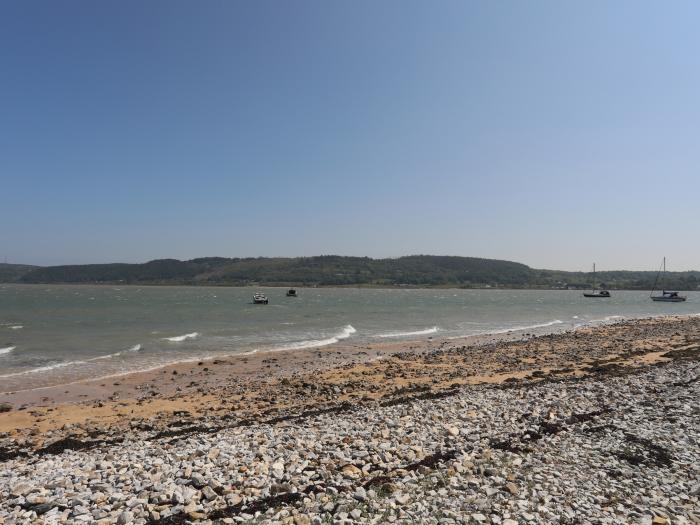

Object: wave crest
[91,344,142,361]
[0,344,144,378]
[377,326,439,338]
[164,332,199,342]
[0,360,87,378]
[274,325,356,351]
[487,319,563,335]
[0,345,16,356]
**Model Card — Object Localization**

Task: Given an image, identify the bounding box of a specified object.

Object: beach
[1,314,699,524]
[6,0,700,522]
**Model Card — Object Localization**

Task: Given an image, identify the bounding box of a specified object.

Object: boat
[584,290,611,298]
[252,292,269,304]
[583,263,611,298]
[286,288,297,297]
[651,257,686,302]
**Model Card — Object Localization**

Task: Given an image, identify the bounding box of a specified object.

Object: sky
[2,1,700,271]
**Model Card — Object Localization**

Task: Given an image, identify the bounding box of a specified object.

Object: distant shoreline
[1,281,692,292]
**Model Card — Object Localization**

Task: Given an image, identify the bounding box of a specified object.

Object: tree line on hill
[0,263,39,283]
[2,256,699,290]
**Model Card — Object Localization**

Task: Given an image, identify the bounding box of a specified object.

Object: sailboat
[583,263,611,298]
[651,257,686,302]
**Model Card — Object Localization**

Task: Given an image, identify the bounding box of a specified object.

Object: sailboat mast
[663,257,666,293]
[651,258,663,297]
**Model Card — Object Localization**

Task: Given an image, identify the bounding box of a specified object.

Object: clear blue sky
[2,1,699,271]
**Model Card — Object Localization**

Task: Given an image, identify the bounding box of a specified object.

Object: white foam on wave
[90,344,142,361]
[0,359,87,378]
[376,326,439,338]
[10,325,23,330]
[274,325,357,351]
[0,343,144,379]
[0,345,16,356]
[485,319,564,335]
[164,332,200,342]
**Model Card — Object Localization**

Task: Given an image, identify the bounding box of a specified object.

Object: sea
[1,284,698,392]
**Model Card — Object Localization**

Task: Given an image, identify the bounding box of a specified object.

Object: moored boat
[583,290,611,298]
[583,263,611,298]
[652,291,686,302]
[253,292,269,304]
[650,257,686,302]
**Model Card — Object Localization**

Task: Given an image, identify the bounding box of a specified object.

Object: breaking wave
[164,332,200,342]
[0,345,16,356]
[0,360,87,378]
[486,319,563,335]
[91,344,142,361]
[274,325,357,351]
[0,344,144,378]
[376,326,439,338]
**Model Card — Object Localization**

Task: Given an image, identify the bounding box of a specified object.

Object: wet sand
[1,315,698,449]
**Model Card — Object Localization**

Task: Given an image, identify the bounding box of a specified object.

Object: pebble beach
[1,315,699,524]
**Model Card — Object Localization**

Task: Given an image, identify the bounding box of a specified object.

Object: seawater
[1,284,698,391]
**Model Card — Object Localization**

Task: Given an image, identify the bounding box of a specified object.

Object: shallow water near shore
[1,284,698,391]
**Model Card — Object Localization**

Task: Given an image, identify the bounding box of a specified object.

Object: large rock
[10,483,33,497]
[353,486,367,502]
[201,486,218,500]
[341,464,362,478]
[505,482,519,495]
[190,473,207,488]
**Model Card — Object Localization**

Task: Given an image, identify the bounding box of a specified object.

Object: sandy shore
[1,315,698,447]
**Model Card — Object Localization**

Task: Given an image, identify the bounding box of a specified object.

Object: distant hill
[0,263,39,282]
[11,256,700,290]
[19,255,531,286]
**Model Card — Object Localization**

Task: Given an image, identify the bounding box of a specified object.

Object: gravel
[1,359,698,524]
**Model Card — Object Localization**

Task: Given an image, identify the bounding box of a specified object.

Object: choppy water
[1,284,698,392]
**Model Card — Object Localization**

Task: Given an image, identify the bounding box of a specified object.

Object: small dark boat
[253,292,269,304]
[650,258,687,302]
[583,290,611,298]
[286,288,297,297]
[583,263,611,298]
